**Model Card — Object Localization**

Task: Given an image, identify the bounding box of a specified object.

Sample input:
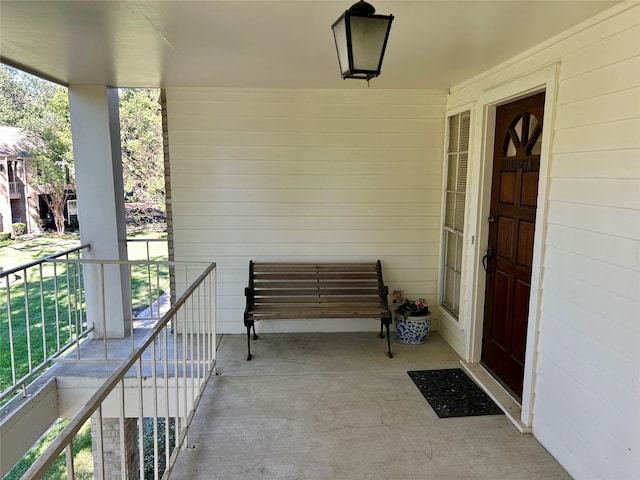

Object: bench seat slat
[253,296,383,304]
[253,280,378,289]
[254,273,379,281]
[254,288,381,297]
[253,263,378,273]
[250,301,384,309]
[248,312,389,320]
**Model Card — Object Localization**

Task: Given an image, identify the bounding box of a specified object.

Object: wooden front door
[481,92,545,399]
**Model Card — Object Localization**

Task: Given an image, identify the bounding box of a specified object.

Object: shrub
[0,232,11,242]
[11,222,26,237]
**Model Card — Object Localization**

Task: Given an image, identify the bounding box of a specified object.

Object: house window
[441,111,470,319]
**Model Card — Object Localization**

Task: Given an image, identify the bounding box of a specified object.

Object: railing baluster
[66,252,74,357]
[137,357,145,480]
[39,264,47,364]
[118,378,127,480]
[53,261,61,353]
[65,441,75,479]
[6,275,17,386]
[129,263,135,350]
[23,267,33,378]
[163,326,171,472]
[100,263,107,360]
[151,339,159,480]
[95,405,105,480]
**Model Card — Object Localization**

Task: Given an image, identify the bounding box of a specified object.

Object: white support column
[69,86,131,338]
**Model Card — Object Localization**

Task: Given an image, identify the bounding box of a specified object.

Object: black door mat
[408,368,504,418]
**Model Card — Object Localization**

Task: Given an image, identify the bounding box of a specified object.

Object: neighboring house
[0,126,76,234]
[0,126,44,234]
[0,2,637,479]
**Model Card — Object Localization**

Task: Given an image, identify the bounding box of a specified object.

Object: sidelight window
[441,111,470,319]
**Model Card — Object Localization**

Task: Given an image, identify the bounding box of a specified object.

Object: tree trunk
[44,193,68,234]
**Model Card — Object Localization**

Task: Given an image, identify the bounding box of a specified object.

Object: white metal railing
[0,239,170,405]
[0,244,90,404]
[21,260,217,479]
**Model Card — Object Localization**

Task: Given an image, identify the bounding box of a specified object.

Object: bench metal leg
[383,318,393,358]
[246,323,253,361]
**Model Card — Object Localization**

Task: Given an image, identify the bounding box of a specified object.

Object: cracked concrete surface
[171,332,570,479]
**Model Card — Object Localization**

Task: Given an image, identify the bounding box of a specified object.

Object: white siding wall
[448,3,639,479]
[166,89,446,335]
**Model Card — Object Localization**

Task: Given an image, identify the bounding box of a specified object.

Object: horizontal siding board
[550,149,640,179]
[542,269,639,333]
[545,225,640,273]
[173,229,441,244]
[535,339,639,441]
[172,215,441,231]
[170,144,441,162]
[539,306,640,394]
[169,130,441,148]
[170,173,443,190]
[548,177,640,209]
[167,88,447,105]
[534,358,639,480]
[171,202,438,219]
[168,102,447,120]
[543,246,638,302]
[170,189,442,206]
[541,291,639,366]
[558,25,640,81]
[171,159,440,176]
[168,115,443,134]
[546,201,640,240]
[554,87,640,129]
[556,56,640,105]
[174,242,439,258]
[552,118,640,153]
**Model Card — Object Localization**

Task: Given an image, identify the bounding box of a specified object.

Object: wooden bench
[243,261,393,360]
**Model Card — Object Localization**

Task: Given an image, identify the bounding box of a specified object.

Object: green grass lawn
[0,233,168,394]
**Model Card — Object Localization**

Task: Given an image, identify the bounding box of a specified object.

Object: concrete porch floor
[171,332,571,480]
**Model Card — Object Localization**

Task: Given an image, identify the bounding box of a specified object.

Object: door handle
[482,246,493,274]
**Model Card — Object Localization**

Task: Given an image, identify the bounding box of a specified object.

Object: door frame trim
[465,64,559,428]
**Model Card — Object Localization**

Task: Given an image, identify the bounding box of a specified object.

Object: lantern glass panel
[332,16,350,75]
[349,16,390,72]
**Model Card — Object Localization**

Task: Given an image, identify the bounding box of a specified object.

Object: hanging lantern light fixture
[331,0,394,83]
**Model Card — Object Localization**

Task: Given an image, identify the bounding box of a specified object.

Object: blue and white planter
[394,312,431,344]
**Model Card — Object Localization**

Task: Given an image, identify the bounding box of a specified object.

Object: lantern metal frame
[331,0,394,82]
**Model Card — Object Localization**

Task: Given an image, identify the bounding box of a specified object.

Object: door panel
[481,92,545,399]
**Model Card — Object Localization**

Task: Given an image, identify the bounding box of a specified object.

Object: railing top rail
[125,238,167,243]
[22,261,217,479]
[47,258,211,268]
[0,244,90,278]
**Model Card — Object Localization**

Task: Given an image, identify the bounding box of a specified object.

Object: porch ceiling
[0,0,620,89]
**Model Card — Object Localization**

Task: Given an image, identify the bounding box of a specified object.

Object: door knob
[488,216,496,223]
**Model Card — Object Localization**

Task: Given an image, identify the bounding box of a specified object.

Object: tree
[119,89,165,210]
[0,65,73,234]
